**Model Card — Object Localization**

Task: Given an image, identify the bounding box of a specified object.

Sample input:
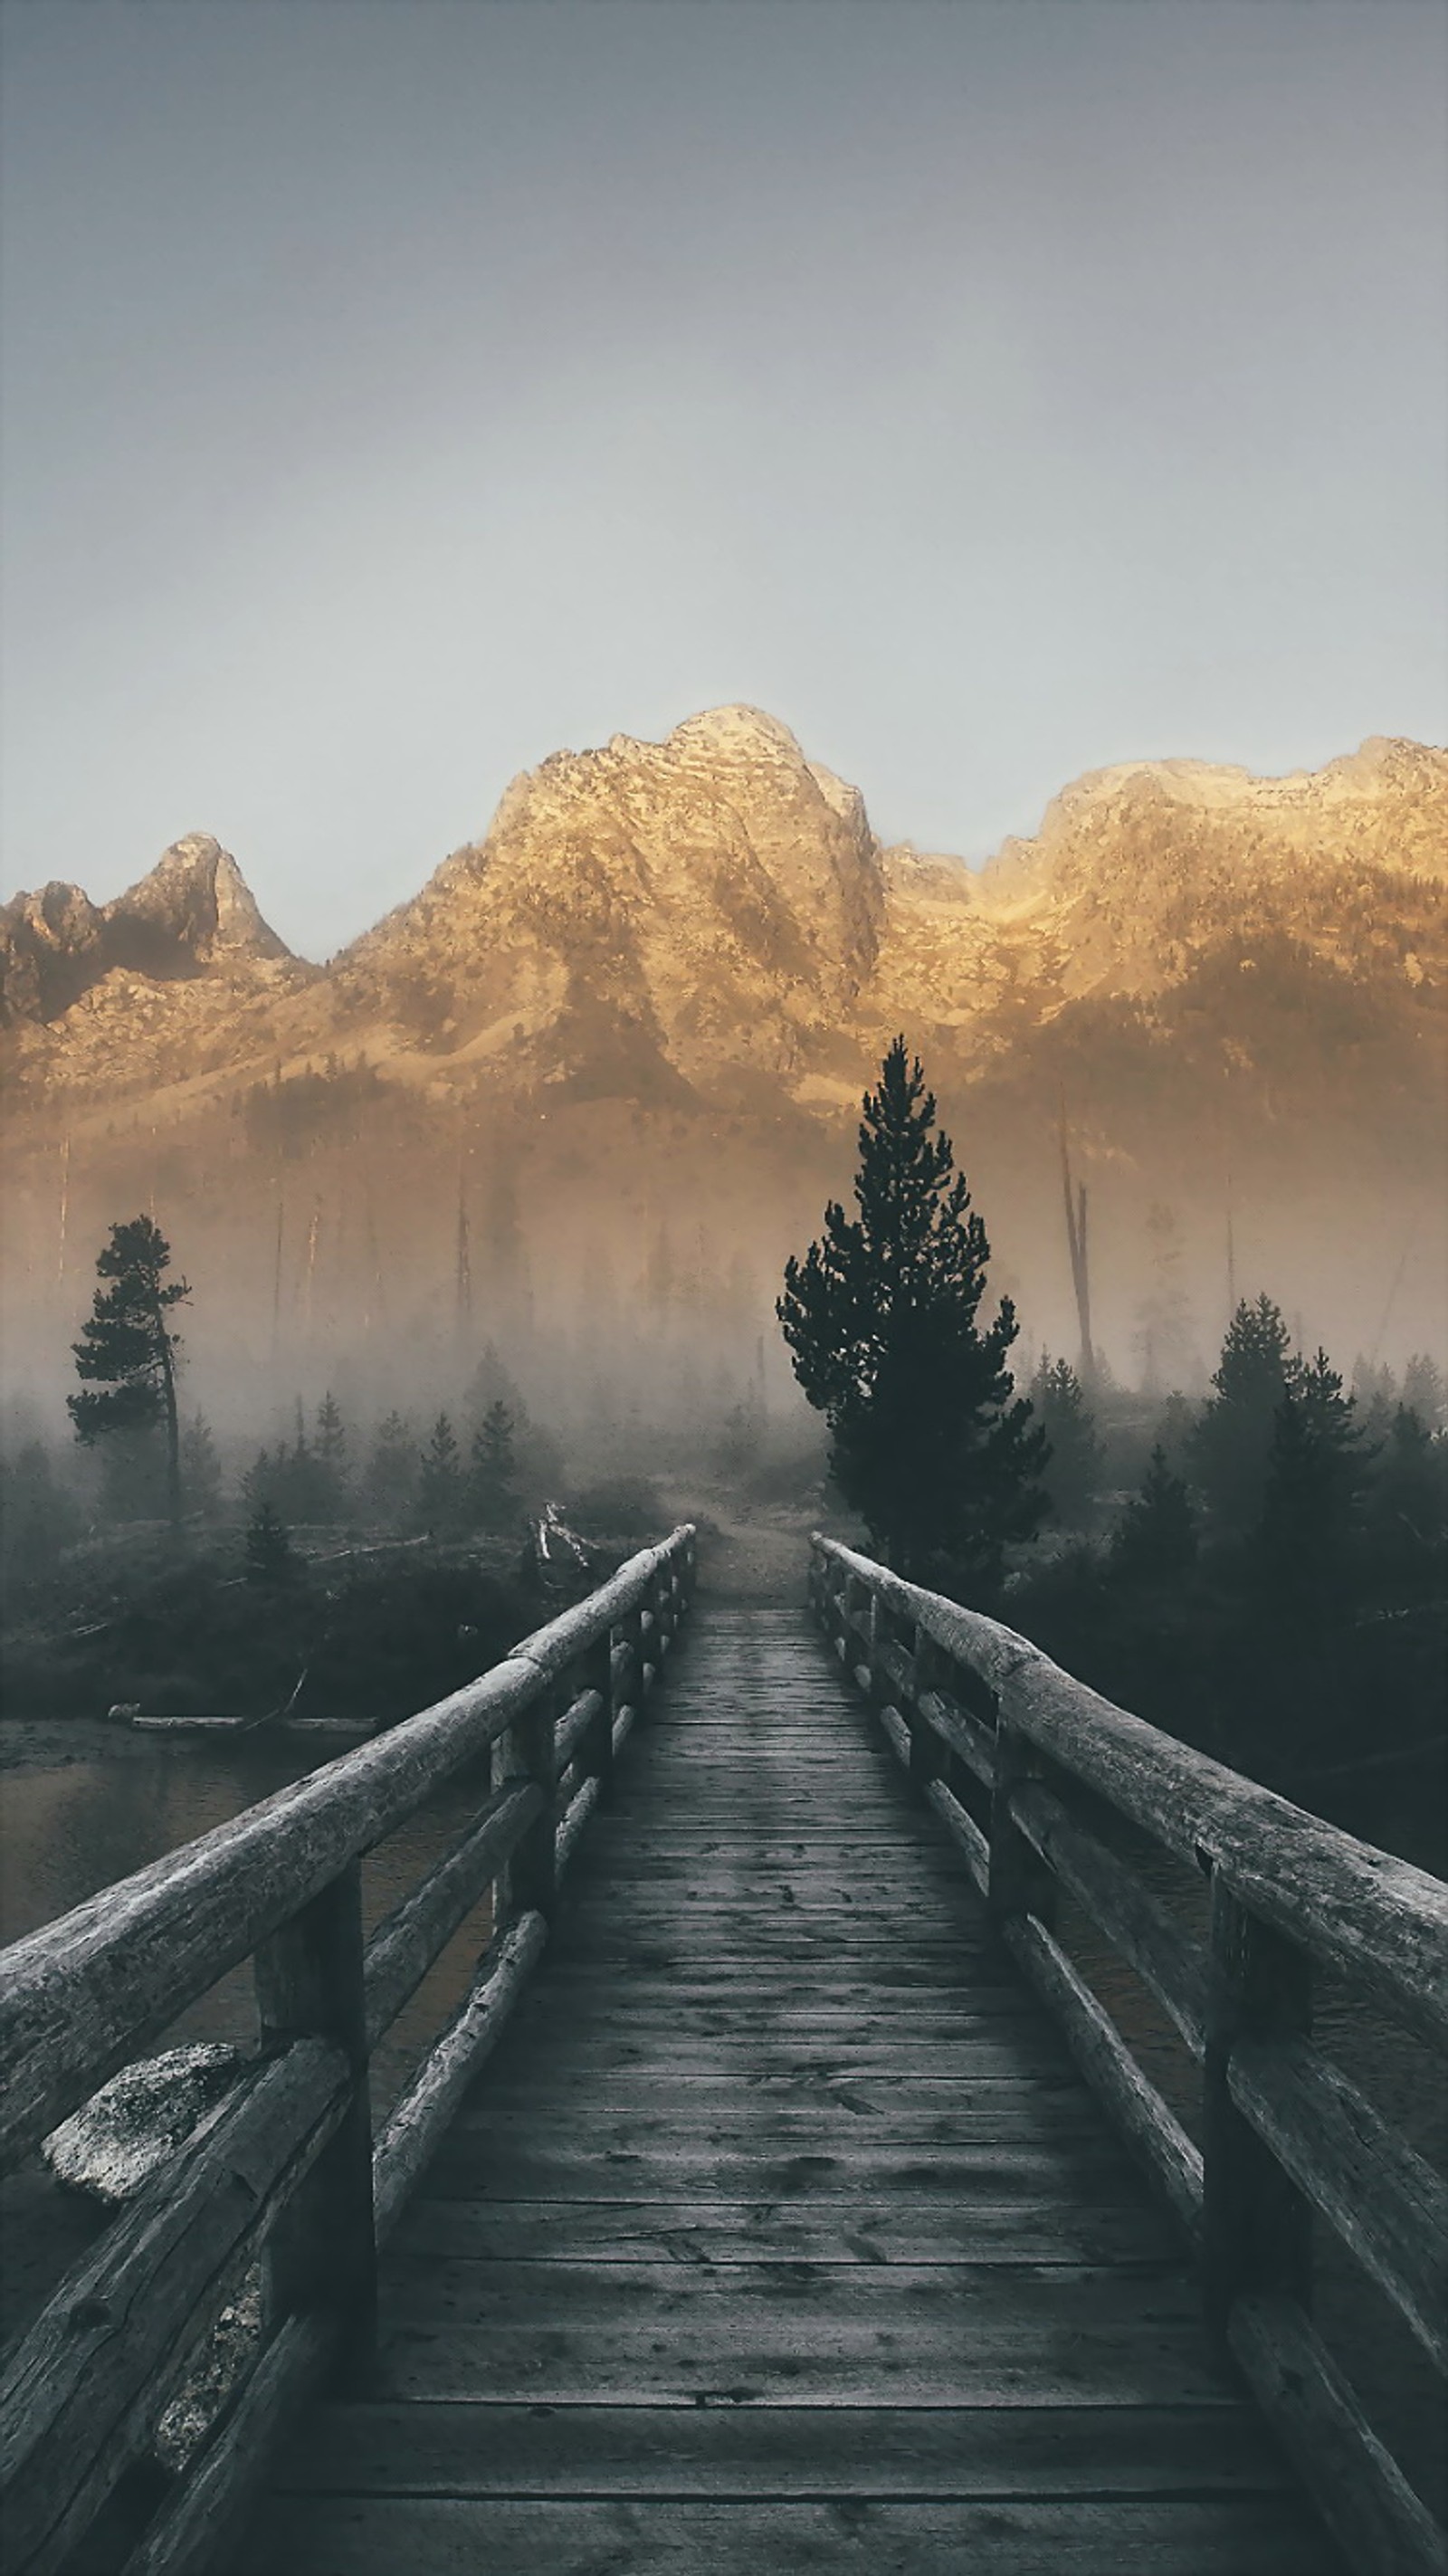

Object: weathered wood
[1230,2034,1448,2372]
[391,2196,1174,2266]
[120,2310,334,2576]
[917,1683,996,1789]
[248,1594,1332,2576]
[364,1780,540,2046]
[1005,1913,1204,2237]
[586,1632,616,1794]
[0,1664,534,2171]
[1229,2293,1447,2576]
[0,1528,695,2170]
[1202,1880,1312,2339]
[878,1703,912,1768]
[1010,1779,1207,2056]
[814,1535,1448,2049]
[987,1717,1040,1932]
[552,1684,605,1772]
[243,2493,1339,2574]
[273,2395,1293,2497]
[924,1777,990,1898]
[253,1862,376,2377]
[371,1911,547,2243]
[376,2258,1231,2407]
[0,2040,346,2576]
[508,1534,692,1684]
[506,1684,558,1924]
[556,1771,602,1875]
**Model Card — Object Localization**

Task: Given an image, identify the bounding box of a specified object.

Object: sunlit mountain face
[3,711,1444,1423]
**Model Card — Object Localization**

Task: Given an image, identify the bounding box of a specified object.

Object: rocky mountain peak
[0,835,291,1026]
[334,707,885,1102]
[104,834,291,975]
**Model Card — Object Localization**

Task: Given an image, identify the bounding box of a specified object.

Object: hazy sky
[2,0,1444,959]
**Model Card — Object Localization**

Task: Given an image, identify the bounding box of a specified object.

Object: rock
[42,2043,245,2204]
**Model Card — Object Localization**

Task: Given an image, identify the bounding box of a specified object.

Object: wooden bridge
[3,1529,1445,2574]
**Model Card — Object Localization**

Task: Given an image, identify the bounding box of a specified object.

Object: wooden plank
[450,2095,1104,2145]
[389,2197,1177,2266]
[420,2139,1142,2204]
[243,2493,1338,2573]
[475,2052,1079,2092]
[273,2397,1293,2497]
[376,2262,1232,2408]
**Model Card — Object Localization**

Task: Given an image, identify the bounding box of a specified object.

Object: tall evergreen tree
[1032,1354,1103,1528]
[1402,1353,1447,1433]
[68,1216,191,1527]
[181,1411,224,1521]
[314,1390,349,1516]
[364,1410,416,1525]
[1256,1350,1370,1617]
[417,1412,463,1534]
[244,1499,296,1587]
[778,1038,1044,1595]
[1110,1445,1198,1585]
[1189,1293,1297,1535]
[468,1401,520,1531]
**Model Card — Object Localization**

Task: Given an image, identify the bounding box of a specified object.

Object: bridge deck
[249,1604,1337,2573]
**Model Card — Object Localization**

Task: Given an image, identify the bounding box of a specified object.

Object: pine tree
[181,1411,223,1520]
[417,1412,463,1534]
[314,1390,349,1516]
[778,1038,1045,1595]
[1256,1350,1370,1616]
[364,1410,416,1525]
[68,1216,191,1526]
[1364,1404,1448,1602]
[1402,1354,1447,1433]
[1110,1445,1198,1584]
[244,1499,296,1587]
[1189,1293,1297,1535]
[241,1446,279,1515]
[468,1401,520,1531]
[1032,1355,1103,1528]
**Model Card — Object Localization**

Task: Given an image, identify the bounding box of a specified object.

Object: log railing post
[1203,1875,1314,2341]
[587,1634,615,1795]
[908,1623,938,1791]
[252,1861,376,2389]
[986,1714,1040,1934]
[508,1679,557,1924]
[621,1604,645,1716]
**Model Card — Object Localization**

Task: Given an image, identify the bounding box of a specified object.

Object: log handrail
[0,1523,696,2576]
[809,1531,1448,2576]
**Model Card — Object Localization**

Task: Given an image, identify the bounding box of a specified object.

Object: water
[0,1734,499,2118]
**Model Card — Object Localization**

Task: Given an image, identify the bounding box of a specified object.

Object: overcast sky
[2,0,1443,959]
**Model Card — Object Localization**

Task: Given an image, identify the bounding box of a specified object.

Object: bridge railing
[810,1531,1448,2576]
[0,1523,696,2576]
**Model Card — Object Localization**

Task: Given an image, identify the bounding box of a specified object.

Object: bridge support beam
[253,1861,377,2390]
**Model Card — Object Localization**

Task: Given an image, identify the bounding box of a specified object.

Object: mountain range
[2,710,1444,1388]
